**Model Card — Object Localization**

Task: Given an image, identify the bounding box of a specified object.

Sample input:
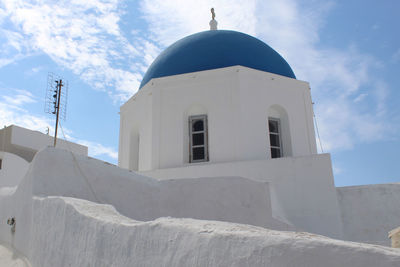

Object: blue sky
[0,0,398,186]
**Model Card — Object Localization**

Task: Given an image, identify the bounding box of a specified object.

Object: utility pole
[45,73,68,147]
[53,79,63,147]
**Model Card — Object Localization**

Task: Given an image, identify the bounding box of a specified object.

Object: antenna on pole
[45,72,68,147]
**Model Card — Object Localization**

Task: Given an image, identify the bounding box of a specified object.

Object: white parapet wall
[9,125,88,157]
[0,151,29,187]
[337,184,400,246]
[0,147,291,257]
[0,147,399,266]
[143,153,344,240]
[0,125,88,163]
[14,147,289,229]
[9,196,400,266]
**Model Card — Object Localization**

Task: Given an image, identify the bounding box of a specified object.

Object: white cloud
[56,121,118,160]
[332,165,343,175]
[29,66,42,74]
[0,0,148,101]
[353,93,368,103]
[140,0,258,46]
[2,89,36,106]
[73,139,118,160]
[0,101,52,133]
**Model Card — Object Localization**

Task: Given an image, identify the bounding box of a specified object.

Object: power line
[313,104,324,153]
[59,121,101,203]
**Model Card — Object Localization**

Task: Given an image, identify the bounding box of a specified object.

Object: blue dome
[140,30,296,89]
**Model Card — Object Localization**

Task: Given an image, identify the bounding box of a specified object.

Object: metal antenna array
[45,72,69,147]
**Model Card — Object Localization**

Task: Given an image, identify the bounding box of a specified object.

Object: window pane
[192,120,204,132]
[193,147,205,160]
[192,133,204,146]
[270,134,280,147]
[269,120,278,133]
[271,148,281,158]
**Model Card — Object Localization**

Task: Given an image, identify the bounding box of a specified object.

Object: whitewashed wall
[144,153,344,239]
[0,152,29,187]
[337,184,400,246]
[0,147,291,249]
[119,66,317,171]
[1,148,399,266]
[119,87,153,171]
[3,194,400,267]
[26,196,400,267]
[0,125,88,162]
[11,125,88,157]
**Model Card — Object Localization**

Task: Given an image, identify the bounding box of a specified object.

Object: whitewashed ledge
[25,196,400,267]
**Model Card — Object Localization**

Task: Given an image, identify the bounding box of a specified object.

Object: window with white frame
[268,118,282,158]
[189,115,208,163]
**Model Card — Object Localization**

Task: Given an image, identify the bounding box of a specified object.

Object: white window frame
[189,115,209,163]
[268,117,283,158]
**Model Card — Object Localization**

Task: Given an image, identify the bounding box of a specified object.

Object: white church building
[0,15,399,266]
[118,22,400,244]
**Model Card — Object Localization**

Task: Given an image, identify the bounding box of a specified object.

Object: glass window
[269,120,278,133]
[193,147,205,160]
[189,115,208,163]
[192,133,204,146]
[268,118,282,158]
[192,120,204,132]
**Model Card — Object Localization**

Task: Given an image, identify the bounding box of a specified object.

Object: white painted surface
[0,152,29,187]
[0,242,31,267]
[0,148,399,266]
[143,153,344,239]
[0,125,88,162]
[209,18,217,30]
[119,66,317,171]
[10,125,87,156]
[3,147,291,230]
[9,196,400,267]
[337,184,400,246]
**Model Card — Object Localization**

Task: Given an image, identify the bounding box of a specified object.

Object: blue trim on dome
[140,30,296,89]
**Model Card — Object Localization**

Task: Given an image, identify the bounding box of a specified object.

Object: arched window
[267,105,292,158]
[189,115,208,162]
[268,118,282,158]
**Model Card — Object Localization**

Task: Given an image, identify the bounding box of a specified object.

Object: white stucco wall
[0,152,29,187]
[0,242,30,267]
[3,147,290,230]
[3,195,400,267]
[0,147,292,263]
[143,153,344,239]
[119,66,317,171]
[118,88,153,171]
[337,184,400,246]
[0,125,88,162]
[1,147,399,266]
[10,125,88,156]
